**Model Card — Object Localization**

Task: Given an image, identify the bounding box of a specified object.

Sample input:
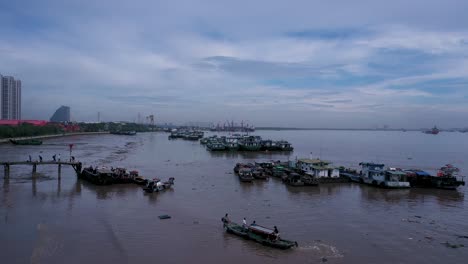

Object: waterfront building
[0,74,22,120]
[297,159,340,178]
[50,105,71,122]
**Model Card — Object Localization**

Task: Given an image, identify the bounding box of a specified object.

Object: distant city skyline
[1,1,468,128]
[0,73,21,120]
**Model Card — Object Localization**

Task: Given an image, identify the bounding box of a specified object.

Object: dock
[0,161,82,179]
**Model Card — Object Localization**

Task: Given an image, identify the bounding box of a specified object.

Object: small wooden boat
[221,219,298,250]
[80,167,114,185]
[110,131,137,136]
[238,168,254,182]
[283,173,304,186]
[143,177,175,193]
[10,139,43,145]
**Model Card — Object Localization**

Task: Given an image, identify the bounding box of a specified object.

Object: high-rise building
[50,106,71,122]
[1,74,22,120]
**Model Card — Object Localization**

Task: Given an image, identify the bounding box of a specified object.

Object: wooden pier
[0,161,82,178]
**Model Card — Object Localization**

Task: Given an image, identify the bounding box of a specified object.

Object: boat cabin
[384,170,410,188]
[297,159,339,178]
[248,225,279,240]
[359,162,385,181]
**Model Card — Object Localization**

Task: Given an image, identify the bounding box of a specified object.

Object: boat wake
[297,241,343,259]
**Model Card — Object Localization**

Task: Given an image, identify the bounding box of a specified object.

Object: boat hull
[223,222,297,250]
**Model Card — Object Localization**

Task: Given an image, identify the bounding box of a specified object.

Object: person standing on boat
[222,214,230,224]
[274,226,280,240]
[251,220,256,226]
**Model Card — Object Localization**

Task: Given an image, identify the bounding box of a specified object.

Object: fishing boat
[359,163,410,188]
[9,139,43,145]
[239,136,262,151]
[110,131,137,136]
[207,142,226,151]
[275,140,294,151]
[221,218,298,250]
[130,170,148,185]
[252,168,268,180]
[405,164,465,190]
[423,126,439,135]
[143,177,175,193]
[80,166,114,185]
[283,173,304,186]
[238,168,254,182]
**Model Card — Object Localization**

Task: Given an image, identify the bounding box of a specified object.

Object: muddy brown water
[1,131,467,263]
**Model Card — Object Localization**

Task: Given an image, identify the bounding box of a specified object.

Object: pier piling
[0,161,81,179]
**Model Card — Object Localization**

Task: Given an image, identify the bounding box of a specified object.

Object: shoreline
[0,131,110,144]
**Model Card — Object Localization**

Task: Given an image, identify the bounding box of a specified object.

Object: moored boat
[9,139,43,145]
[405,164,465,190]
[143,177,175,193]
[283,173,304,186]
[80,166,114,185]
[207,142,226,151]
[238,168,254,182]
[110,131,137,136]
[423,126,439,135]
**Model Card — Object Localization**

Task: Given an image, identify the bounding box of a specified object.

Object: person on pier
[58,154,61,162]
[28,155,32,162]
[39,155,43,162]
[53,155,56,162]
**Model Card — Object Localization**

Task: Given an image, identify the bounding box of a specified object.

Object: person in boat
[242,218,247,228]
[251,220,256,226]
[273,226,280,240]
[222,213,230,224]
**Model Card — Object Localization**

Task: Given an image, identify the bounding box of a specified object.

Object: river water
[0,131,467,264]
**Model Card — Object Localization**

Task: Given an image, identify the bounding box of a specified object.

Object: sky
[1,0,468,128]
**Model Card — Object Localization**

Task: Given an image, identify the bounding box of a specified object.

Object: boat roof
[249,225,274,234]
[405,170,431,176]
[311,165,336,170]
[359,162,385,167]
[386,170,407,176]
[298,159,330,164]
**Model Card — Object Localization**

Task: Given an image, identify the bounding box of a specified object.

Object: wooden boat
[110,131,137,136]
[80,167,114,185]
[130,170,148,185]
[207,142,226,151]
[252,169,268,180]
[238,168,254,182]
[283,173,304,186]
[9,139,43,145]
[143,177,175,193]
[111,167,133,184]
[405,165,465,190]
[221,219,298,250]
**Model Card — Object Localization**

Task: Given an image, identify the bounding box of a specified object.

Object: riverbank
[0,131,110,144]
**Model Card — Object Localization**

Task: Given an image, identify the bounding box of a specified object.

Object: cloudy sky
[1,0,468,128]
